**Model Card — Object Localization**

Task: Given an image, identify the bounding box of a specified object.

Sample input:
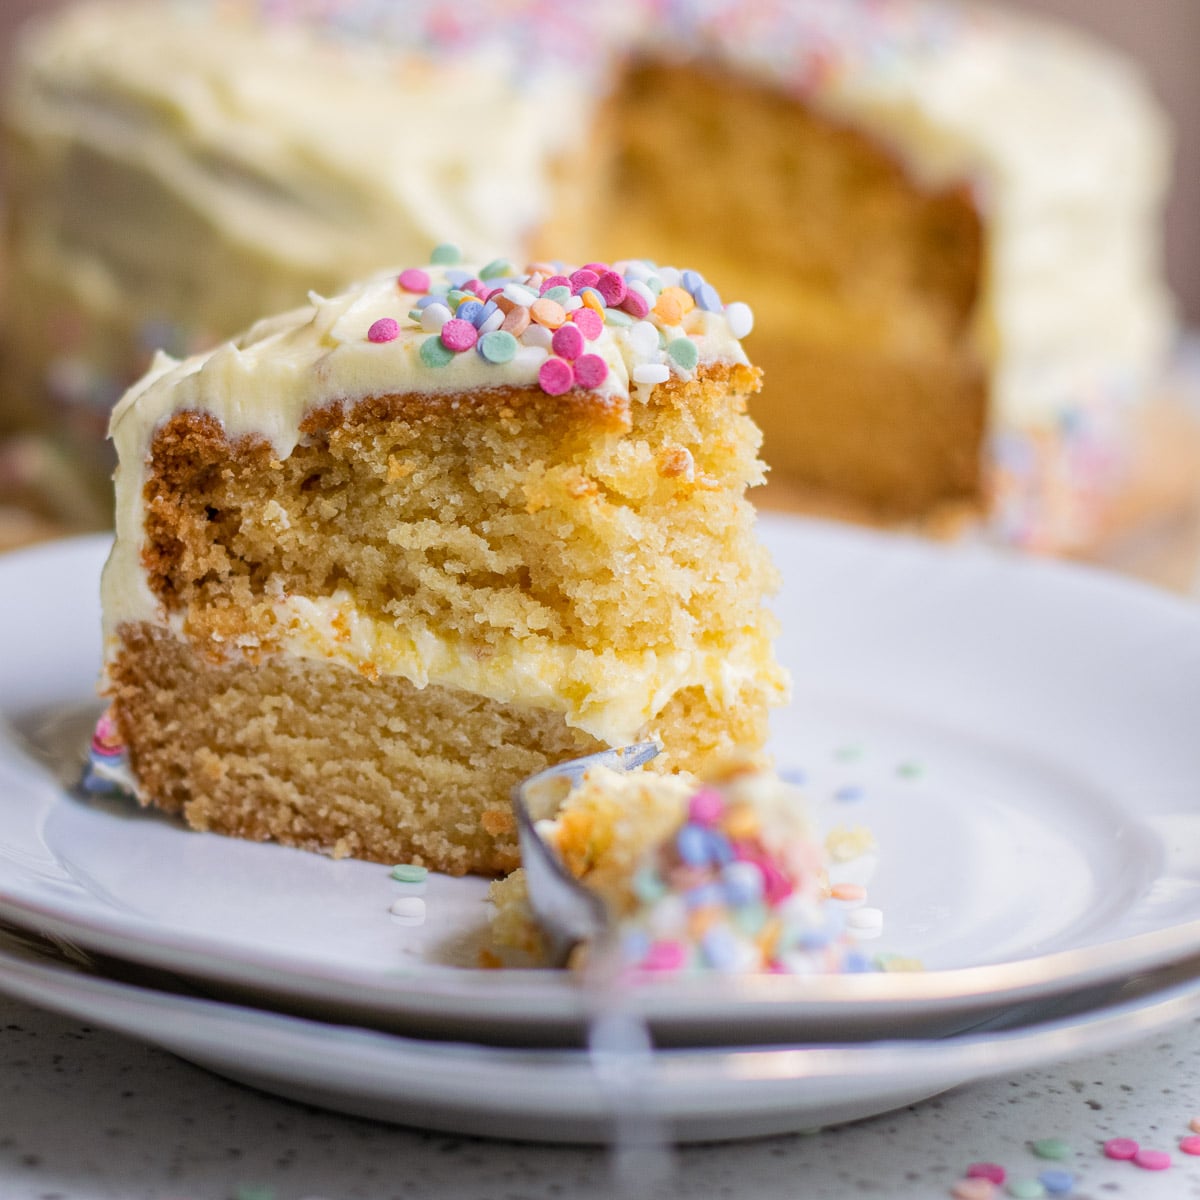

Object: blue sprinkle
[721,861,763,906]
[693,282,722,312]
[414,295,440,310]
[834,785,865,803]
[705,830,734,866]
[798,925,836,949]
[700,926,741,971]
[681,269,704,292]
[620,929,652,965]
[455,299,484,326]
[843,950,873,973]
[444,268,472,287]
[779,767,807,785]
[1039,1170,1075,1195]
[676,824,711,867]
[684,882,724,911]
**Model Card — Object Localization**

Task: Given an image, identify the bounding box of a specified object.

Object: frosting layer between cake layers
[102,257,784,747]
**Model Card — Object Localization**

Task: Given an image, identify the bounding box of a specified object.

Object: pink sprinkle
[439,318,477,352]
[965,1164,1005,1185]
[540,274,571,294]
[1132,1148,1171,1171]
[1104,1138,1139,1161]
[640,940,687,972]
[538,357,575,396]
[1179,1137,1200,1156]
[596,270,627,307]
[569,268,599,293]
[484,287,505,303]
[620,289,650,320]
[688,788,725,827]
[551,324,584,360]
[573,353,608,389]
[757,858,794,905]
[367,318,399,344]
[463,277,485,296]
[397,268,430,293]
[582,261,609,275]
[570,307,603,341]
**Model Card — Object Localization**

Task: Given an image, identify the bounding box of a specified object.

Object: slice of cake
[100,252,788,875]
[491,758,878,975]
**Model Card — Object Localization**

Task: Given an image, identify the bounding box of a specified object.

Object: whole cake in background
[99,249,788,873]
[1,0,1176,551]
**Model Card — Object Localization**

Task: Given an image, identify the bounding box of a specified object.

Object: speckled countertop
[0,992,1196,1200]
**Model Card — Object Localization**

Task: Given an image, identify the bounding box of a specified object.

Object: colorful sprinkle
[367,317,399,344]
[429,243,461,265]
[952,1181,996,1200]
[398,267,430,293]
[500,306,531,337]
[570,306,603,341]
[1180,1136,1200,1156]
[1005,1182,1043,1199]
[551,323,585,360]
[1031,1139,1070,1161]
[440,318,478,352]
[573,354,609,389]
[1132,1148,1171,1170]
[633,363,670,386]
[1103,1138,1139,1160]
[420,302,452,333]
[966,1163,1006,1185]
[389,896,426,922]
[479,329,518,364]
[1036,1169,1074,1194]
[419,336,456,368]
[391,863,428,883]
[1192,1117,1200,1134]
[530,298,567,329]
[538,357,575,396]
[667,337,700,371]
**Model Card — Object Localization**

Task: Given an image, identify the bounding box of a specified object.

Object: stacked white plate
[2,517,1199,1142]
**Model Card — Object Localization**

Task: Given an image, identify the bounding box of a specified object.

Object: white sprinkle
[724,301,754,340]
[628,321,661,359]
[633,363,670,386]
[565,295,584,311]
[503,283,538,306]
[420,303,452,333]
[389,896,427,923]
[847,906,883,932]
[477,309,505,336]
[521,324,554,351]
[657,266,681,288]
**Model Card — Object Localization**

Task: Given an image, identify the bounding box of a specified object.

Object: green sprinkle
[430,243,461,265]
[632,866,668,904]
[666,337,699,371]
[408,309,423,322]
[478,330,518,364]
[419,337,456,368]
[896,761,923,780]
[391,863,429,883]
[542,285,571,305]
[604,309,634,327]
[447,289,471,309]
[645,276,664,296]
[1031,1138,1071,1160]
[1007,1181,1045,1199]
[834,745,863,763]
[479,258,513,280]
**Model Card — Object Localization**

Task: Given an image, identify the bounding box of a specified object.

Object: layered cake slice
[100,251,788,874]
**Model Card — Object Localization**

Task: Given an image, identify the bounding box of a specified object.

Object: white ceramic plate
[1,520,1199,1044]
[1,930,1199,1143]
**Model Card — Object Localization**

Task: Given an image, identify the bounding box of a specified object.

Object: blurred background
[2,0,1196,323]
